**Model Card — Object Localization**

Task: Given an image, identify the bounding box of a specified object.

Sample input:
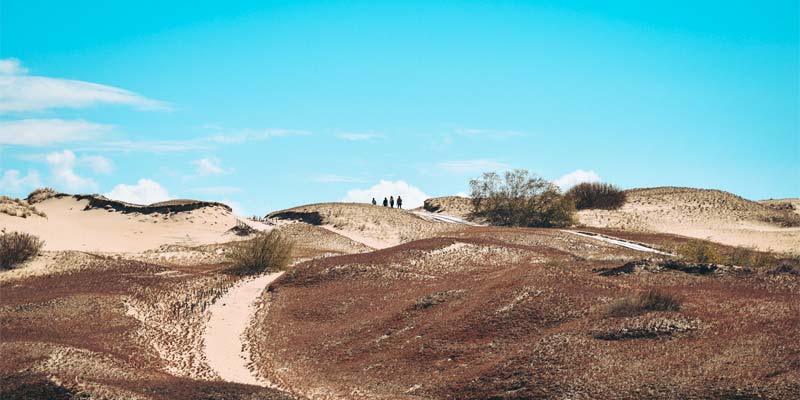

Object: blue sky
[1,0,798,214]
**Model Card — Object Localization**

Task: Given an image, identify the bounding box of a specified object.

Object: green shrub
[469,169,576,227]
[0,230,44,269]
[226,230,293,275]
[565,182,627,210]
[605,289,682,317]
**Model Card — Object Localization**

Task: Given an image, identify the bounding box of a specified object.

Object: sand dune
[0,193,253,252]
[578,187,800,253]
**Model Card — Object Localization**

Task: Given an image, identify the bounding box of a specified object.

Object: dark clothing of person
[397,196,403,209]
[383,198,389,207]
[372,198,377,205]
[390,196,395,208]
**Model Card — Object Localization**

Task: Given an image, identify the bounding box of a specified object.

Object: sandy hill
[422,196,474,220]
[268,202,456,249]
[577,187,800,253]
[1,191,251,252]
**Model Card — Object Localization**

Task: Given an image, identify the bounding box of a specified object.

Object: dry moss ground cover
[250,226,800,399]
[0,250,292,399]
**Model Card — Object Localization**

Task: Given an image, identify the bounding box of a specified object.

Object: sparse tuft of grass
[0,230,45,269]
[26,187,58,204]
[226,230,293,275]
[605,289,681,318]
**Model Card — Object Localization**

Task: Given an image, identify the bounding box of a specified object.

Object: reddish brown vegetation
[250,227,800,399]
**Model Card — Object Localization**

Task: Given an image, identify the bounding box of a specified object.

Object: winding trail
[203,271,284,386]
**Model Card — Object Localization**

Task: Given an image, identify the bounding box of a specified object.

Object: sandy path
[203,271,284,386]
[562,230,674,256]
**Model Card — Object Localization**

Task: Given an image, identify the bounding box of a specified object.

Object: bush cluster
[565,182,627,210]
[226,230,293,275]
[674,241,723,264]
[0,230,44,269]
[469,169,575,228]
[605,289,681,317]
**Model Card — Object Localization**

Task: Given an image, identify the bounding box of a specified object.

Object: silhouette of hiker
[372,197,377,205]
[397,196,403,209]
[383,197,389,207]
[390,196,395,208]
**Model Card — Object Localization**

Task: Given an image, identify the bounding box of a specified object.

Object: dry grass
[0,196,46,218]
[605,289,682,318]
[226,231,293,275]
[0,230,44,269]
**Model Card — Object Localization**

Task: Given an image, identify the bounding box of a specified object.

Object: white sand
[319,224,396,249]
[203,272,284,386]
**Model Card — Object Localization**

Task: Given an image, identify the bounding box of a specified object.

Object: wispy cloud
[187,186,242,195]
[335,132,384,141]
[192,157,230,175]
[437,159,511,173]
[454,128,523,138]
[0,58,169,113]
[0,119,112,146]
[313,174,365,183]
[76,139,210,153]
[210,128,310,144]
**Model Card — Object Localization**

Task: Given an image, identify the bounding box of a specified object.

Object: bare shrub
[675,240,723,264]
[760,212,800,228]
[469,169,575,227]
[605,289,682,318]
[565,182,627,210]
[0,230,45,269]
[226,230,293,275]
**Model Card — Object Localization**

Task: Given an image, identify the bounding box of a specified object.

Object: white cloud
[0,58,27,75]
[553,169,601,190]
[105,179,172,205]
[45,149,98,193]
[437,159,511,174]
[335,132,383,141]
[314,174,365,183]
[192,157,229,175]
[0,59,169,113]
[342,180,429,208]
[80,155,113,174]
[0,119,112,146]
[0,169,41,193]
[455,191,470,198]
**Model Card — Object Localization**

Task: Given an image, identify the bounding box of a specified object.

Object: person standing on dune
[390,196,395,208]
[397,196,403,209]
[383,197,389,207]
[372,198,377,205]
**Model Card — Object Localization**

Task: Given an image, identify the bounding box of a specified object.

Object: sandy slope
[578,187,800,254]
[204,272,284,386]
[0,196,247,252]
